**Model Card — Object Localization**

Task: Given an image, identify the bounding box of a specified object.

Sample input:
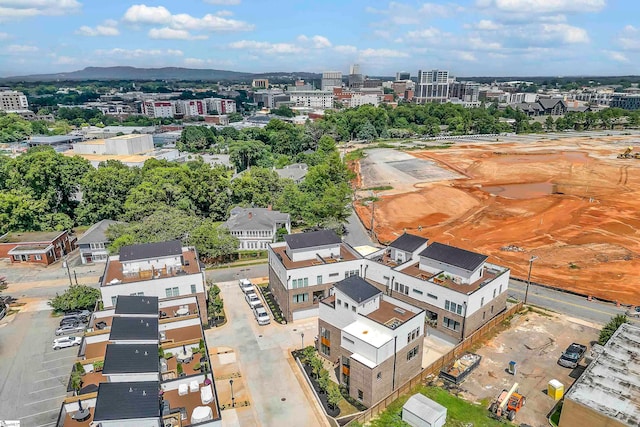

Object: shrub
[194,362,201,371]
[49,285,100,312]
[74,362,85,375]
[598,314,629,345]
[177,362,183,375]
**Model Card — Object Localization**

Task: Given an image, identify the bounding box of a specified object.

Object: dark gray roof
[110,317,159,341]
[275,163,308,182]
[538,98,567,109]
[224,207,290,231]
[114,295,159,315]
[93,381,160,421]
[285,230,341,250]
[29,135,82,145]
[419,242,487,272]
[389,233,428,253]
[335,276,381,304]
[514,102,543,112]
[119,240,182,262]
[102,344,159,374]
[77,219,120,245]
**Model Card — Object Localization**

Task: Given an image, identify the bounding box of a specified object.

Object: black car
[60,317,87,327]
[558,343,587,368]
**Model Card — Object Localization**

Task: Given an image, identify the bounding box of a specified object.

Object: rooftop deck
[163,324,203,344]
[88,301,200,332]
[271,244,359,269]
[62,407,95,427]
[399,263,497,294]
[102,249,201,287]
[163,381,220,426]
[366,299,417,328]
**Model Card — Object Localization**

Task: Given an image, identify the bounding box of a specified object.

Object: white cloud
[618,25,640,51]
[456,51,477,61]
[470,19,502,30]
[228,40,303,54]
[148,27,208,40]
[366,1,455,25]
[541,23,589,43]
[604,50,628,62]
[184,57,207,67]
[53,55,78,65]
[204,0,241,4]
[122,4,253,32]
[95,48,183,58]
[405,27,444,41]
[359,48,409,58]
[334,45,357,54]
[7,44,39,53]
[373,30,392,39]
[478,0,605,14]
[468,37,502,50]
[0,31,9,39]
[0,0,81,20]
[216,10,233,17]
[76,20,119,37]
[312,35,331,48]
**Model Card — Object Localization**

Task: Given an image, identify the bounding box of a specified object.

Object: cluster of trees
[0,113,73,143]
[49,285,100,313]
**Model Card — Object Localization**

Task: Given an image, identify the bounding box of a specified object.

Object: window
[395,283,409,295]
[427,293,438,300]
[34,254,42,261]
[329,272,339,277]
[483,311,486,320]
[130,292,144,296]
[337,299,342,306]
[376,372,382,381]
[165,287,179,298]
[344,302,349,309]
[443,317,460,331]
[321,327,330,339]
[320,343,330,356]
[407,327,420,343]
[12,255,19,261]
[190,284,197,294]
[111,296,117,306]
[493,289,496,298]
[352,306,356,312]
[491,305,494,314]
[481,297,484,306]
[412,289,423,295]
[406,346,419,361]
[344,337,354,345]
[445,300,463,315]
[317,275,323,285]
[293,293,309,303]
[292,278,309,289]
[499,285,502,294]
[357,390,364,401]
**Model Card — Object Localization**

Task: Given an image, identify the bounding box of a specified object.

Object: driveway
[0,308,80,427]
[205,280,328,427]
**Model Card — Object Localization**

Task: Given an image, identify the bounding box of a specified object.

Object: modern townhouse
[100,240,208,324]
[318,276,426,407]
[56,295,221,427]
[268,231,510,341]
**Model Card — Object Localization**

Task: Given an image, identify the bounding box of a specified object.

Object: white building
[176,100,207,117]
[141,100,176,118]
[268,231,510,341]
[348,93,380,108]
[100,240,208,323]
[288,90,334,109]
[206,98,236,114]
[416,70,450,104]
[0,90,29,112]
[321,71,343,91]
[509,93,538,104]
[77,219,119,264]
[224,207,291,250]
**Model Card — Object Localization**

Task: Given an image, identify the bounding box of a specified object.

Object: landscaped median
[255,282,287,324]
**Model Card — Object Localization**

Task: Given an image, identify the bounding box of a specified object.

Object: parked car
[239,279,255,294]
[625,306,640,318]
[60,317,87,327]
[55,323,86,336]
[245,291,262,308]
[52,336,82,350]
[558,343,587,368]
[253,305,270,325]
[0,302,6,321]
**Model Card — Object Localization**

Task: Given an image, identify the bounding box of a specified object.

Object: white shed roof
[403,393,447,424]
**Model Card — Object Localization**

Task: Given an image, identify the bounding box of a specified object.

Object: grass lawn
[549,401,563,426]
[367,386,510,427]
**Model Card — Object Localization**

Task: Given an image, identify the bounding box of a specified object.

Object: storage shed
[402,393,447,427]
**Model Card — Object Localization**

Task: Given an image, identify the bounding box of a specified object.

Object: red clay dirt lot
[353,135,640,305]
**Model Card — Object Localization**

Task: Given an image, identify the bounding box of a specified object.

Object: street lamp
[524,255,539,304]
[301,332,305,350]
[229,379,235,407]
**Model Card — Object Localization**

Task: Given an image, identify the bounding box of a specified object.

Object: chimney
[248,212,253,219]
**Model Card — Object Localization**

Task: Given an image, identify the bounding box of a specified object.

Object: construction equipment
[489,382,526,421]
[617,147,639,159]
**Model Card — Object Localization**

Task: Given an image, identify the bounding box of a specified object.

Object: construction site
[352,131,640,305]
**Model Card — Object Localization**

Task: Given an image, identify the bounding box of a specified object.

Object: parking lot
[0,308,81,427]
[460,310,599,427]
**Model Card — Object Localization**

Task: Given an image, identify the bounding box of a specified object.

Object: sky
[0,0,639,77]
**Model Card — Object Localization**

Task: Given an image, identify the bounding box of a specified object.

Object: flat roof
[343,320,393,348]
[93,381,160,421]
[350,352,378,369]
[114,295,159,315]
[0,230,66,244]
[102,344,159,374]
[102,249,201,286]
[366,299,416,328]
[110,317,159,341]
[29,135,81,144]
[403,393,447,422]
[565,323,640,426]
[284,229,341,250]
[271,243,360,270]
[119,240,182,262]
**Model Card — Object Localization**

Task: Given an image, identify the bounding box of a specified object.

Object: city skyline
[0,0,639,77]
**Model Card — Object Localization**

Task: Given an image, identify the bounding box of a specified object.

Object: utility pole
[369,191,376,237]
[63,256,73,287]
[524,255,539,304]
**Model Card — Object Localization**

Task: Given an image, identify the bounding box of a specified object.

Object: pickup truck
[558,343,587,368]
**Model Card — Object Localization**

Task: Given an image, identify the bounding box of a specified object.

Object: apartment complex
[610,94,640,110]
[321,71,343,91]
[56,295,221,426]
[268,231,510,341]
[206,98,236,114]
[0,90,29,112]
[415,70,450,104]
[100,240,208,323]
[176,100,207,117]
[142,100,176,118]
[318,276,425,406]
[288,90,334,109]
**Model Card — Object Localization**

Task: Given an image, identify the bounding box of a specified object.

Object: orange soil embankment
[354,140,640,305]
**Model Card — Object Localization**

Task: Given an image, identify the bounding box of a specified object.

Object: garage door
[292,306,319,321]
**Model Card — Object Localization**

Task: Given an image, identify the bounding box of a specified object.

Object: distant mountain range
[0,66,322,82]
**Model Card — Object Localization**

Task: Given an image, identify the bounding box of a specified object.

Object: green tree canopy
[49,285,100,312]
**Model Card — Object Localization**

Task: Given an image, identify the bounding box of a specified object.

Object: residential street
[205,280,328,427]
[343,209,375,248]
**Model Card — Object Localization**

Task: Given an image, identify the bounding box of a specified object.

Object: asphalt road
[508,279,633,326]
[206,264,268,284]
[343,209,375,248]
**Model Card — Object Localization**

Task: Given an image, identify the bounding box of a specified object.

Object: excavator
[617,147,640,159]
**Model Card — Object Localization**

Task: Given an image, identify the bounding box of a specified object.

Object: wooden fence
[346,302,524,425]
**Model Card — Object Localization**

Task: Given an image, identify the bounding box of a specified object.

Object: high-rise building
[206,98,236,114]
[252,78,269,89]
[321,71,343,91]
[176,99,207,117]
[0,90,29,112]
[141,100,176,118]
[449,81,480,103]
[396,71,411,81]
[348,64,364,90]
[415,69,450,104]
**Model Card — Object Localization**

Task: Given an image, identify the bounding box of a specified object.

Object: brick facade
[0,230,75,266]
[268,265,335,321]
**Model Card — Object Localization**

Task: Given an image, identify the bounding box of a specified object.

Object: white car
[626,306,640,318]
[253,305,270,325]
[55,323,86,336]
[239,279,255,294]
[245,291,262,308]
[52,336,82,350]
